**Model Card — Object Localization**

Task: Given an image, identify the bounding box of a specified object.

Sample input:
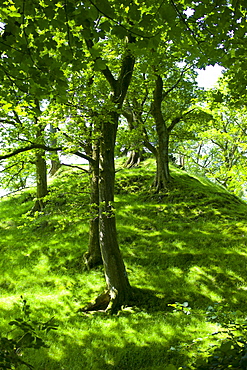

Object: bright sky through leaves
[196,65,224,89]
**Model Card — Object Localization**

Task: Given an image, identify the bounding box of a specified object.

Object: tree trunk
[50,158,61,176]
[31,104,48,212]
[32,150,48,212]
[83,35,135,311]
[151,75,172,192]
[99,112,132,313]
[125,149,143,168]
[84,140,102,269]
[153,129,171,192]
[122,107,144,168]
[49,124,61,176]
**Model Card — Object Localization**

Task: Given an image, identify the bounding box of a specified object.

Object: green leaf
[100,20,111,32]
[138,14,153,28]
[9,320,19,326]
[220,341,233,353]
[128,3,141,22]
[160,3,176,24]
[89,46,101,59]
[93,59,107,71]
[94,0,116,19]
[111,25,127,39]
[18,333,35,346]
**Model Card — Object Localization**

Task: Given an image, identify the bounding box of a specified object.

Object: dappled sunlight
[1,162,247,368]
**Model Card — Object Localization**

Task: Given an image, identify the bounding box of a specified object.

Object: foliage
[168,301,192,315]
[176,86,247,197]
[0,297,58,369]
[0,0,247,365]
[179,302,247,369]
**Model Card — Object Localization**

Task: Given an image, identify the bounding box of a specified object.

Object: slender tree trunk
[33,150,48,211]
[154,127,171,192]
[84,140,102,269]
[151,75,171,192]
[83,36,135,311]
[99,112,132,312]
[50,157,61,176]
[49,124,61,176]
[31,103,48,212]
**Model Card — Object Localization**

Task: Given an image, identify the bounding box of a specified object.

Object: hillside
[1,159,247,370]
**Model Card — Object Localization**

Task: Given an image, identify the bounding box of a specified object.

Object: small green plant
[0,297,58,369]
[178,303,247,369]
[168,301,192,315]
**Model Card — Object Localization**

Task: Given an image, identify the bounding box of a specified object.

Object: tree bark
[122,108,143,168]
[49,124,61,176]
[50,158,61,176]
[84,140,102,269]
[151,75,171,192]
[32,150,48,212]
[84,35,135,311]
[125,149,143,168]
[154,128,171,192]
[32,111,48,212]
[99,112,132,312]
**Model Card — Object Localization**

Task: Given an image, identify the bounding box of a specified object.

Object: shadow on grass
[20,311,196,370]
[116,186,247,311]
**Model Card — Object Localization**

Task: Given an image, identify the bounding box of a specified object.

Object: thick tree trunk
[99,113,132,312]
[122,107,144,168]
[32,150,48,212]
[84,141,102,269]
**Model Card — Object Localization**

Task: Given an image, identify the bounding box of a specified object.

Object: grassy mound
[0,159,247,369]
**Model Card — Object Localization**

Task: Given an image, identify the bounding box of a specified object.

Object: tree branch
[161,65,192,101]
[84,38,117,92]
[61,163,89,173]
[0,144,95,164]
[168,108,196,132]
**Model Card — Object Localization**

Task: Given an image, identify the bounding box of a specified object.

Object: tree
[1,0,247,311]
[0,97,49,211]
[178,88,247,196]
[48,124,61,176]
[120,63,201,191]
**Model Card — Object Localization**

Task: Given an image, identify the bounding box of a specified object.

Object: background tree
[0,97,50,210]
[120,63,203,191]
[1,0,247,311]
[177,88,247,196]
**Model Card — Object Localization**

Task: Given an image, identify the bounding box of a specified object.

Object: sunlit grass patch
[1,158,247,369]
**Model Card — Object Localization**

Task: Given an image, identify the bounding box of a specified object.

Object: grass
[1,159,247,369]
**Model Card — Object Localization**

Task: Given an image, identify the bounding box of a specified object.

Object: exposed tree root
[79,290,111,312]
[78,287,171,315]
[30,199,46,214]
[78,288,118,313]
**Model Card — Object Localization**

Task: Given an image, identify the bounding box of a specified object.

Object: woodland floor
[1,158,247,369]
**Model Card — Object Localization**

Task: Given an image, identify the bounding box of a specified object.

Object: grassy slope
[0,159,247,369]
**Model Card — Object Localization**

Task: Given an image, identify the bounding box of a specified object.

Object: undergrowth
[0,159,247,369]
